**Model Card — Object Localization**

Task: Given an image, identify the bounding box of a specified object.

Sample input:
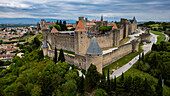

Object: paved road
[110,33,158,79]
[162,32,169,41]
[0,65,9,68]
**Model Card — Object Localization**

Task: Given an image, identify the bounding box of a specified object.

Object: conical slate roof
[133,16,137,23]
[86,37,102,55]
[75,19,86,32]
[42,41,48,48]
[51,27,59,33]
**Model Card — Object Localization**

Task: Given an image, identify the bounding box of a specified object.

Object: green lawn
[119,37,130,45]
[122,62,170,96]
[151,31,165,44]
[149,24,162,27]
[57,49,75,55]
[103,43,143,75]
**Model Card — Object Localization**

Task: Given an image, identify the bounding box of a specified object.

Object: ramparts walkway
[103,30,144,55]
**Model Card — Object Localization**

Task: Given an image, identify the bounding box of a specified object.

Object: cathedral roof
[75,19,86,32]
[86,37,102,55]
[42,41,48,48]
[133,16,137,23]
[112,23,118,30]
[51,27,59,33]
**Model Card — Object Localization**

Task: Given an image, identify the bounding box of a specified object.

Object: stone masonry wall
[47,33,74,52]
[119,28,124,41]
[102,42,133,67]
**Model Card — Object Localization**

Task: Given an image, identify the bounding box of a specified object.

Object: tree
[106,69,110,93]
[139,53,141,61]
[84,64,100,92]
[77,75,84,93]
[114,76,117,90]
[31,85,41,96]
[143,78,153,96]
[49,24,61,31]
[16,82,27,96]
[0,40,3,44]
[63,21,66,25]
[58,49,65,63]
[0,60,4,66]
[156,75,163,96]
[61,80,77,96]
[117,72,125,93]
[142,52,144,61]
[53,47,58,64]
[0,89,5,96]
[56,20,59,24]
[38,50,44,61]
[163,27,166,31]
[94,88,108,96]
[32,37,41,49]
[99,26,110,34]
[130,76,143,95]
[152,44,158,51]
[124,76,132,92]
[59,20,62,25]
[160,41,167,51]
[98,71,107,90]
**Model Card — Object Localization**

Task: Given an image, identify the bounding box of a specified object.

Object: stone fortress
[41,16,151,73]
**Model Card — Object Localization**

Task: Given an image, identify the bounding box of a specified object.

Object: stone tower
[119,18,128,38]
[42,41,49,56]
[132,16,137,33]
[112,24,119,46]
[74,19,87,55]
[40,19,46,29]
[86,37,103,74]
[37,22,40,30]
[127,20,132,35]
[131,40,139,52]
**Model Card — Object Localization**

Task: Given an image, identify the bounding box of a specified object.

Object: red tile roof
[86,22,96,26]
[44,26,47,29]
[51,27,59,33]
[112,24,118,30]
[75,20,86,32]
[51,22,56,25]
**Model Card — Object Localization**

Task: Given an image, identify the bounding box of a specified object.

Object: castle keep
[41,16,150,73]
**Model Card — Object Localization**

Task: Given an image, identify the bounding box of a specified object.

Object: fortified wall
[41,16,142,74]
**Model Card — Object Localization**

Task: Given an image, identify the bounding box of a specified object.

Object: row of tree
[136,41,170,87]
[49,20,68,31]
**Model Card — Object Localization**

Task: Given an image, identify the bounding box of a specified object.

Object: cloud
[0,0,169,21]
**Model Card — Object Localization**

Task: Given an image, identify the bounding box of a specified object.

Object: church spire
[101,15,103,21]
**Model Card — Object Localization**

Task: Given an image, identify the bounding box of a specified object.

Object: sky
[0,0,170,21]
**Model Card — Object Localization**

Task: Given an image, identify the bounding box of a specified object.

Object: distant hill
[0,18,77,24]
[0,18,169,24]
